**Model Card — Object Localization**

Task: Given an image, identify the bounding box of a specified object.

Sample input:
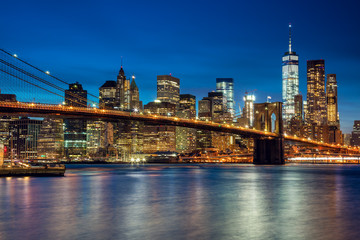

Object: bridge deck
[0,101,358,152]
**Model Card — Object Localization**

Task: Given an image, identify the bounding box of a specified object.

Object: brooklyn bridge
[0,48,358,164]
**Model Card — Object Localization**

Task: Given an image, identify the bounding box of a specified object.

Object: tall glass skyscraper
[216,78,234,116]
[282,24,299,126]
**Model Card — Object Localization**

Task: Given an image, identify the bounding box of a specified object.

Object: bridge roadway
[0,101,358,153]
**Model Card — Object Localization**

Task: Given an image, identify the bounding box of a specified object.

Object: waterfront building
[143,101,176,153]
[64,82,87,159]
[86,121,106,157]
[282,24,299,126]
[351,121,360,146]
[216,78,234,116]
[99,80,117,109]
[176,94,196,152]
[10,117,42,160]
[157,75,180,106]
[37,118,64,159]
[197,92,233,150]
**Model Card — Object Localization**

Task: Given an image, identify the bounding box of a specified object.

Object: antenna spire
[289,23,292,53]
[121,56,123,68]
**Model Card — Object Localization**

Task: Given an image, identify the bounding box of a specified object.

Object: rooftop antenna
[121,56,123,68]
[289,23,292,53]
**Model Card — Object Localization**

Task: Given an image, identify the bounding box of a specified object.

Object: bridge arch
[253,102,283,135]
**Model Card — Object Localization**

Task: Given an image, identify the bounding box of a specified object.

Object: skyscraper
[294,94,303,121]
[65,82,87,107]
[116,66,130,110]
[129,76,142,112]
[351,121,360,146]
[326,74,339,128]
[176,94,196,152]
[282,24,299,126]
[99,80,117,109]
[157,75,180,105]
[64,82,87,159]
[216,78,234,116]
[306,60,327,126]
[243,93,255,127]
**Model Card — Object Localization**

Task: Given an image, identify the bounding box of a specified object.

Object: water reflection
[1,164,360,239]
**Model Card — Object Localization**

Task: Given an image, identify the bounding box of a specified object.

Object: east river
[1,164,360,240]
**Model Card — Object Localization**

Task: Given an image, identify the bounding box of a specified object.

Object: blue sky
[1,0,360,133]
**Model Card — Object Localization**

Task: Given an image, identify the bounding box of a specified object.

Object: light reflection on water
[1,164,360,240]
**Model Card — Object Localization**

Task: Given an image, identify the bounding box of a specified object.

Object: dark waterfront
[1,164,360,240]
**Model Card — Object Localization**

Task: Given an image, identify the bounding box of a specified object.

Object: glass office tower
[216,78,234,116]
[282,24,299,126]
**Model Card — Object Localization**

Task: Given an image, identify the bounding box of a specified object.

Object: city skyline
[1,1,360,133]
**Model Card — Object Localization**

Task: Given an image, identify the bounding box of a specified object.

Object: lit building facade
[216,78,234,116]
[99,80,117,109]
[157,75,180,106]
[243,93,255,127]
[306,60,327,126]
[294,94,303,121]
[65,82,87,107]
[37,118,64,159]
[143,101,176,153]
[130,76,142,112]
[116,66,131,110]
[64,82,87,159]
[350,121,360,146]
[282,24,299,126]
[10,117,42,160]
[176,94,196,152]
[326,74,339,128]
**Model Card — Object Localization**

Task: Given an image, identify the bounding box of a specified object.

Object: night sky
[1,0,360,133]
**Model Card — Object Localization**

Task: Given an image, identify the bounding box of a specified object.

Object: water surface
[1,164,360,240]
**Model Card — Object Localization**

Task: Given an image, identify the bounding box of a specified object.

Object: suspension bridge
[0,48,358,164]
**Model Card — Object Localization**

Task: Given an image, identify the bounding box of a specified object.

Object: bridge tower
[253,102,284,164]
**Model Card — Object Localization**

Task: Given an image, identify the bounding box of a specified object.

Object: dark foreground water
[1,164,360,240]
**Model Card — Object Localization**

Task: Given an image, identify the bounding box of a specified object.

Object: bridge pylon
[253,102,285,165]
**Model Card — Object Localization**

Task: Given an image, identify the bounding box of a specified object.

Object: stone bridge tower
[253,102,284,164]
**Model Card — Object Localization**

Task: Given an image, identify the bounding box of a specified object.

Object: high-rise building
[351,121,360,146]
[116,66,131,110]
[326,74,339,128]
[216,78,234,116]
[179,94,196,118]
[143,101,177,153]
[99,80,117,109]
[65,82,87,107]
[64,82,87,159]
[243,93,255,127]
[157,75,180,105]
[294,94,303,121]
[306,60,327,126]
[176,94,196,152]
[10,117,42,160]
[129,76,142,112]
[37,118,64,159]
[282,24,299,126]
